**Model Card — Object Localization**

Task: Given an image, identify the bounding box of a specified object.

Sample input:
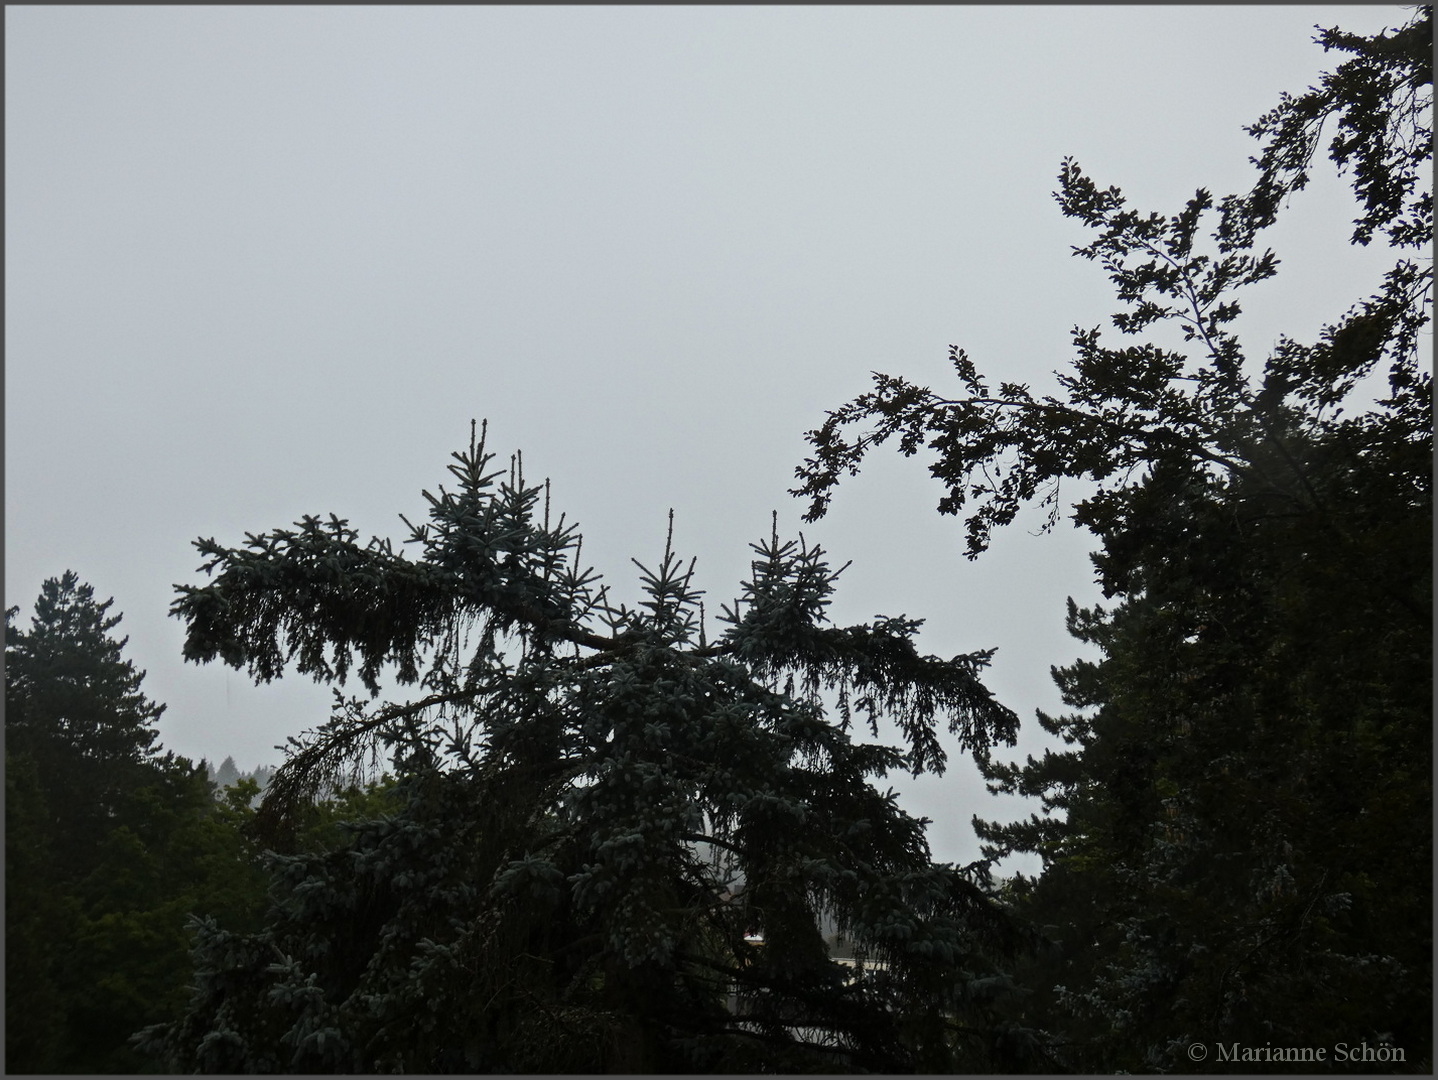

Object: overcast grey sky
[6,5,1408,868]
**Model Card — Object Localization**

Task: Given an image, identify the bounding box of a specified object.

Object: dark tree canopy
[794,7,1430,1072]
[6,572,168,878]
[5,573,271,1073]
[6,572,165,763]
[146,422,1051,1073]
[794,9,1430,570]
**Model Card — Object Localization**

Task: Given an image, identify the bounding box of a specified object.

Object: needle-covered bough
[150,420,1047,1073]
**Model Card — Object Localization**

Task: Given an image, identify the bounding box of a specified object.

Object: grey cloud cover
[6,5,1406,867]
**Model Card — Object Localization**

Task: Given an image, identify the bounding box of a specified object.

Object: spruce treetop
[153,419,1042,1072]
[7,570,165,766]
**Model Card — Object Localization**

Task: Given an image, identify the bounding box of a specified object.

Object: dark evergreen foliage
[794,7,1431,1072]
[5,748,67,1070]
[12,11,1425,1073]
[145,423,1051,1072]
[7,573,166,876]
[5,574,272,1073]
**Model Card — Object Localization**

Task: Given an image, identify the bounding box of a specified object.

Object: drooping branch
[253,688,476,846]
